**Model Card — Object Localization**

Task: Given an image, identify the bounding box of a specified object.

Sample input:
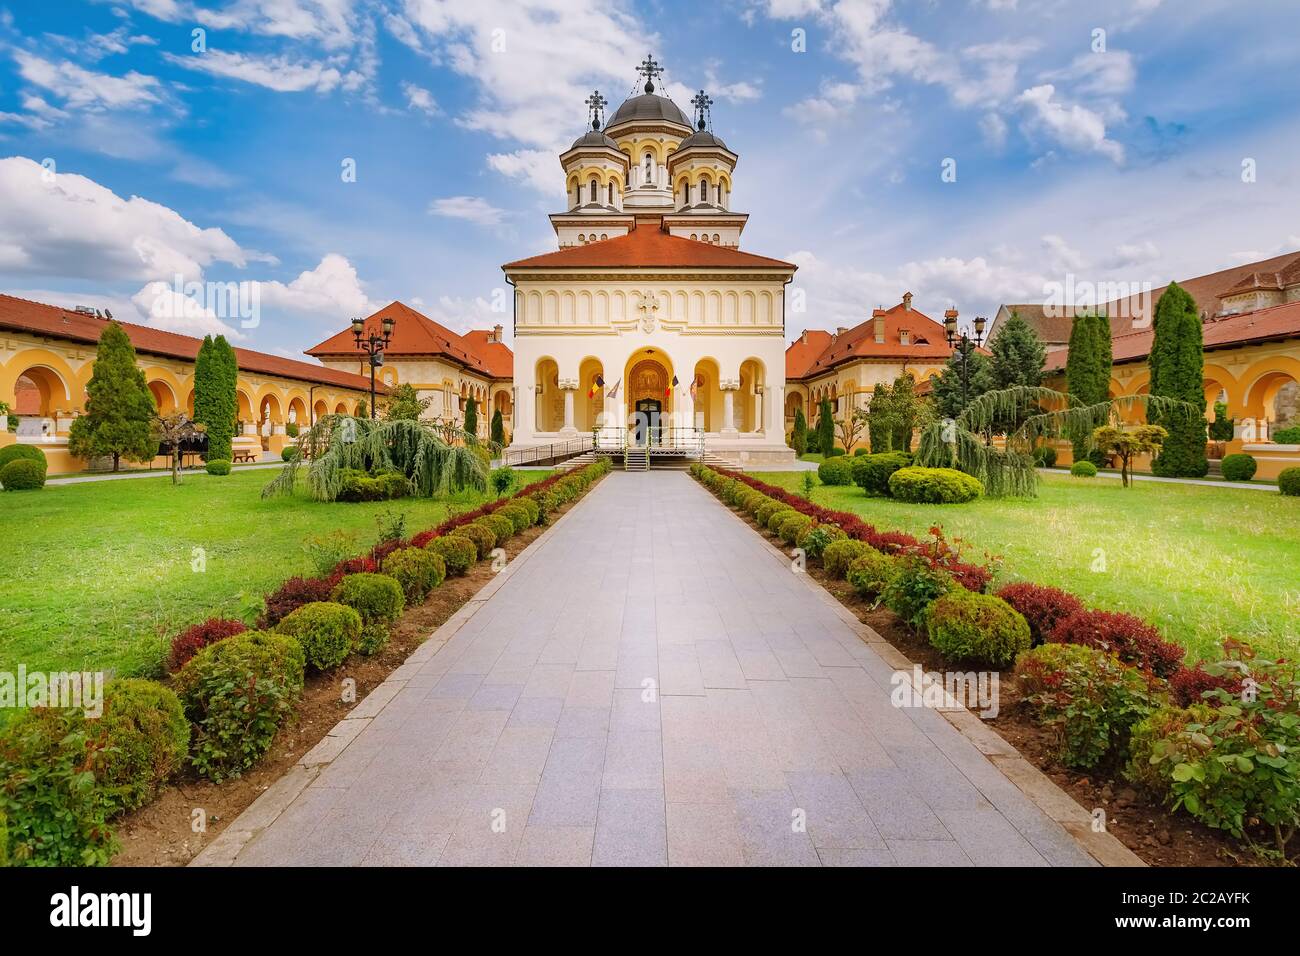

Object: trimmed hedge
[205,458,232,476]
[846,550,897,600]
[880,556,954,628]
[824,538,874,579]
[496,502,533,533]
[329,572,405,626]
[851,451,913,496]
[382,546,446,600]
[276,601,361,670]
[0,458,46,491]
[995,582,1084,645]
[778,512,814,546]
[478,512,516,545]
[1050,609,1184,678]
[796,522,847,560]
[817,457,854,486]
[1280,467,1300,496]
[888,467,982,504]
[93,679,190,814]
[766,507,798,534]
[337,468,411,502]
[924,590,1031,668]
[427,535,476,576]
[1219,453,1257,482]
[0,443,47,472]
[174,630,306,782]
[1070,460,1097,477]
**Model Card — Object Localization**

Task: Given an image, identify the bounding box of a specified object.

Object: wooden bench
[232,451,257,464]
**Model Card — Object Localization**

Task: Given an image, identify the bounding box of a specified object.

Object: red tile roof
[0,293,376,392]
[306,301,513,379]
[502,217,796,271]
[1044,299,1300,372]
[786,301,965,380]
[461,329,514,378]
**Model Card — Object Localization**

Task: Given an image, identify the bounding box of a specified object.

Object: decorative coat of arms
[639,290,659,333]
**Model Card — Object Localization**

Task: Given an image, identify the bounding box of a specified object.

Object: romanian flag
[665,375,678,397]
[588,374,604,399]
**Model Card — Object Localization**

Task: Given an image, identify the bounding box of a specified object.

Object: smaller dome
[677,129,728,151]
[569,128,619,151]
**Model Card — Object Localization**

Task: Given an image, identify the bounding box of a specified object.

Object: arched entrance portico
[624,348,675,446]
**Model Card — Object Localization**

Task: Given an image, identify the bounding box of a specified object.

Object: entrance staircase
[702,451,742,471]
[624,447,649,471]
[555,451,600,473]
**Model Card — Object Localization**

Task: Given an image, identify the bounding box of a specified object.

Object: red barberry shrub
[167,617,247,672]
[1049,609,1184,678]
[996,582,1085,644]
[1170,662,1245,707]
[258,573,343,629]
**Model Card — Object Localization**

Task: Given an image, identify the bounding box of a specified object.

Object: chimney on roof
[872,309,887,343]
[902,292,913,312]
[836,326,848,336]
[800,330,808,345]
[491,324,503,343]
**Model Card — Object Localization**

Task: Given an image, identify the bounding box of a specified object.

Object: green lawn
[750,470,1300,663]
[0,468,548,677]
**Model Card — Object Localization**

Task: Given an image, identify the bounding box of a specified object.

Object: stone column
[721,379,739,438]
[558,378,579,436]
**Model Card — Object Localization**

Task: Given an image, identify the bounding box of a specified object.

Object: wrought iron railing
[502,434,594,467]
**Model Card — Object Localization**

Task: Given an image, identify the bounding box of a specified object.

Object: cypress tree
[1148,282,1208,477]
[987,311,1047,433]
[868,382,893,452]
[890,373,919,452]
[790,406,807,456]
[68,321,157,471]
[1065,313,1111,461]
[464,396,478,440]
[491,408,505,446]
[193,335,237,461]
[816,397,834,455]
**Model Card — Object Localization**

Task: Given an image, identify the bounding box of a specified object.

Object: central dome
[606,93,692,130]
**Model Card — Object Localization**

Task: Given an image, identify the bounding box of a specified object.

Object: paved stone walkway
[224,472,1097,867]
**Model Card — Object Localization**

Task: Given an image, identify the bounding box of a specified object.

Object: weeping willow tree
[915,385,1199,498]
[262,414,491,501]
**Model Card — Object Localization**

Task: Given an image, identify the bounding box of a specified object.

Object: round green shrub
[755,500,787,528]
[850,452,913,496]
[0,443,46,472]
[825,447,846,457]
[174,630,306,781]
[824,538,874,579]
[778,512,814,546]
[93,678,190,814]
[276,601,361,670]
[205,458,232,476]
[888,467,982,504]
[1125,704,1217,795]
[383,545,446,600]
[765,507,798,534]
[480,512,516,544]
[0,708,117,865]
[846,550,898,600]
[1070,460,1098,477]
[497,503,533,533]
[1270,425,1300,444]
[0,458,46,491]
[796,522,847,560]
[817,457,854,486]
[281,446,296,462]
[924,590,1031,668]
[852,447,868,456]
[428,535,477,576]
[1280,467,1300,496]
[513,496,541,526]
[1220,453,1257,482]
[468,517,501,550]
[450,522,494,560]
[329,572,405,625]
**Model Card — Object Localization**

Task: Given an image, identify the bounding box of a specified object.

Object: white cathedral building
[502,57,797,465]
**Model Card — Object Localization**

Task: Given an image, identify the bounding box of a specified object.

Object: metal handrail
[502,433,593,467]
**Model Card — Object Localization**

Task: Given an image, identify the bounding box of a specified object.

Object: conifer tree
[1148,282,1208,476]
[68,321,157,471]
[1065,313,1112,461]
[790,405,807,456]
[491,408,505,447]
[815,397,834,455]
[193,335,237,461]
[987,311,1047,434]
[464,396,478,440]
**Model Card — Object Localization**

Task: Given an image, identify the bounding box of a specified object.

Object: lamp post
[351,314,394,419]
[943,309,986,409]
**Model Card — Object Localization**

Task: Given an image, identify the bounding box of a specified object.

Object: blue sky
[1,0,1298,360]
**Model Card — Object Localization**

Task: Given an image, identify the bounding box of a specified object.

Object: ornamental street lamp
[943,308,986,409]
[352,314,394,419]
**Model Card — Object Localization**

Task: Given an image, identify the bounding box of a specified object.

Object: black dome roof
[677,129,728,151]
[569,128,620,150]
[607,93,692,129]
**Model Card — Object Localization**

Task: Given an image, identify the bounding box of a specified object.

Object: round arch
[534,357,561,433]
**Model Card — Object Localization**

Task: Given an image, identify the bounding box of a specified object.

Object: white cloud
[1047,50,1136,98]
[131,282,247,340]
[402,81,439,115]
[121,0,359,49]
[251,253,377,324]
[0,156,251,282]
[1041,234,1087,272]
[163,50,343,93]
[486,148,560,195]
[1016,84,1125,164]
[980,112,1007,150]
[1107,240,1160,269]
[428,196,507,226]
[14,51,163,111]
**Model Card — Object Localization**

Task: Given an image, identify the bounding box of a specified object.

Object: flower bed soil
[743,505,1260,868]
[110,500,572,867]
